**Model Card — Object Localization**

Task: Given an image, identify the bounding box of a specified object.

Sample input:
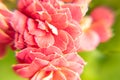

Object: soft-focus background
[0,0,120,80]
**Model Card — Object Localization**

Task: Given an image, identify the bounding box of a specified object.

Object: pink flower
[78,6,114,51]
[0,2,15,59]
[13,46,85,80]
[10,0,83,53]
[91,6,114,42]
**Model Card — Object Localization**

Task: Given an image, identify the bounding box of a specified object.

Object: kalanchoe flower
[77,6,114,51]
[0,2,14,59]
[13,46,85,80]
[91,6,114,42]
[10,0,83,53]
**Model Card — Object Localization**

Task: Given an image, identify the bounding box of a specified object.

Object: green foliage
[3,0,17,10]
[0,49,26,80]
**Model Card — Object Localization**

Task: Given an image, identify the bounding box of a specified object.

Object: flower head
[10,0,83,53]
[13,46,85,80]
[91,6,114,42]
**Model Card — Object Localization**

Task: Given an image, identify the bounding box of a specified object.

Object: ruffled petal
[54,30,69,51]
[11,10,27,34]
[0,29,12,43]
[77,30,100,51]
[27,18,46,36]
[61,67,80,80]
[62,4,82,22]
[65,20,82,40]
[35,33,54,48]
[13,58,49,78]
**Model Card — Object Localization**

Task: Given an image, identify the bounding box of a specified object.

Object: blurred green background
[0,0,120,80]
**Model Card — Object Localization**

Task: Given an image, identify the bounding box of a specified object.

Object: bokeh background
[0,0,120,80]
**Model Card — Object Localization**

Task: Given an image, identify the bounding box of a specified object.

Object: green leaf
[0,49,27,80]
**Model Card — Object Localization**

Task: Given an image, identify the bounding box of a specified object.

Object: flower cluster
[0,0,114,80]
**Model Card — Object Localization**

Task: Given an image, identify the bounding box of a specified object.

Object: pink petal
[14,33,25,49]
[57,8,72,20]
[91,21,112,42]
[11,10,27,34]
[65,20,82,40]
[62,0,73,3]
[78,30,100,51]
[41,46,62,56]
[54,30,68,51]
[18,0,33,11]
[53,70,66,80]
[45,21,58,35]
[64,53,85,65]
[27,18,46,36]
[61,67,80,80]
[0,14,9,31]
[31,70,53,80]
[41,2,56,14]
[35,33,54,48]
[16,47,34,63]
[63,32,75,53]
[0,29,12,43]
[13,64,29,71]
[13,58,49,78]
[24,30,37,46]
[91,6,114,27]
[24,1,43,17]
[36,11,52,22]
[51,56,68,67]
[62,4,82,22]
[67,62,84,74]
[51,13,68,29]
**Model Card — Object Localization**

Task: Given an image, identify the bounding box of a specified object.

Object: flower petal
[13,58,49,78]
[11,10,27,34]
[54,30,68,51]
[24,30,37,46]
[62,4,82,22]
[35,33,54,48]
[53,70,66,80]
[78,30,100,51]
[91,21,112,42]
[0,29,12,43]
[61,67,80,80]
[51,13,68,29]
[27,18,46,36]
[65,20,82,40]
[14,33,25,49]
[91,6,114,27]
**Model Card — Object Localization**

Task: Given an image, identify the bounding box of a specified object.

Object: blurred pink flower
[10,0,83,53]
[91,6,114,42]
[0,2,15,59]
[13,46,85,80]
[78,6,114,51]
